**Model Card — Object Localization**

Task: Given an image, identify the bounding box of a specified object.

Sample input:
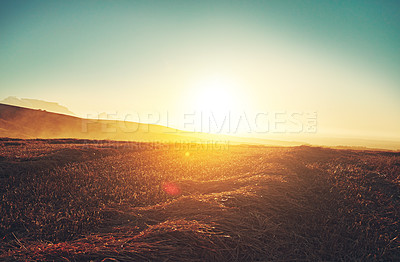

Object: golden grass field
[0,138,399,261]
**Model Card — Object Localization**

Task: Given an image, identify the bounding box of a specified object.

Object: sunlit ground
[0,139,399,261]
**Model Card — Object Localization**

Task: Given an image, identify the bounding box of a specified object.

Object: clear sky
[1,0,400,142]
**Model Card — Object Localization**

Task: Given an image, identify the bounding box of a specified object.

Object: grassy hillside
[0,138,399,261]
[0,103,305,147]
[0,103,211,142]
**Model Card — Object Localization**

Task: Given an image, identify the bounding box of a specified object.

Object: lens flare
[162,182,181,196]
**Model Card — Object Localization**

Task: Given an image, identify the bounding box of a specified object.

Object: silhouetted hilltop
[0,103,202,142]
[0,103,307,146]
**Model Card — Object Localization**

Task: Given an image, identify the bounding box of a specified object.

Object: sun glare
[193,76,239,116]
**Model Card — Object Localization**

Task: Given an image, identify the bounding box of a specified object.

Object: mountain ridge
[2,103,397,150]
[0,103,308,147]
[1,96,75,116]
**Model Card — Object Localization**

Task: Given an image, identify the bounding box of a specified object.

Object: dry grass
[0,139,399,261]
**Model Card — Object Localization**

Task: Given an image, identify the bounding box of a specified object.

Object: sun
[193,76,239,116]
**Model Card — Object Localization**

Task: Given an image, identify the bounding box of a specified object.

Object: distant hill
[0,103,305,146]
[0,103,203,142]
[1,96,75,115]
[1,103,398,150]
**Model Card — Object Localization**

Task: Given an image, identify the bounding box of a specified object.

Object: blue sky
[1,0,399,140]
